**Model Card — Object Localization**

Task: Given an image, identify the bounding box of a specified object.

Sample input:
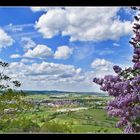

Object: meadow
[0,90,122,133]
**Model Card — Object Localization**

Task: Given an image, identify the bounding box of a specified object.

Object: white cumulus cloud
[35,8,68,38]
[35,7,132,42]
[0,28,14,48]
[24,44,53,58]
[91,58,113,71]
[54,45,73,59]
[6,60,122,92]
[21,37,36,50]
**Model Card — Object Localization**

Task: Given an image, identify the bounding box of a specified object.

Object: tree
[0,61,21,91]
[93,7,140,133]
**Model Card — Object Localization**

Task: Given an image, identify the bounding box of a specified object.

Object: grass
[0,92,122,133]
[71,125,121,133]
[48,108,121,133]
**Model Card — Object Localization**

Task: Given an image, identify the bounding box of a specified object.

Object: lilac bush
[93,7,140,133]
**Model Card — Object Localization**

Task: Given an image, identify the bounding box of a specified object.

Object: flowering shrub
[93,7,140,133]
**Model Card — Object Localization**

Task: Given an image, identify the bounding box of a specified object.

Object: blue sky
[0,7,136,92]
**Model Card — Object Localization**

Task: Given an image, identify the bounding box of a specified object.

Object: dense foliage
[93,7,140,133]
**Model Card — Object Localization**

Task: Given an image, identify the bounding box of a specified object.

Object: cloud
[22,42,73,60]
[30,7,64,12]
[6,24,22,32]
[73,44,94,61]
[113,43,120,47]
[24,44,53,58]
[35,8,68,38]
[96,48,114,56]
[13,31,41,38]
[30,7,48,12]
[35,7,132,42]
[4,23,34,32]
[6,60,115,92]
[54,46,73,59]
[20,58,34,63]
[21,37,36,50]
[91,58,113,71]
[7,61,84,83]
[6,60,122,92]
[10,54,21,58]
[21,38,74,60]
[5,61,94,91]
[23,61,82,76]
[0,28,14,48]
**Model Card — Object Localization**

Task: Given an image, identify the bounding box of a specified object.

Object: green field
[0,90,122,133]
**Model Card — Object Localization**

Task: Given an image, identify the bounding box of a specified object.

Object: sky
[0,7,137,92]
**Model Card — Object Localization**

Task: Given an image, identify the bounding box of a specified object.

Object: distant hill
[23,90,107,96]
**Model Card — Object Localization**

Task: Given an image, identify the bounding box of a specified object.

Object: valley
[0,90,121,133]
